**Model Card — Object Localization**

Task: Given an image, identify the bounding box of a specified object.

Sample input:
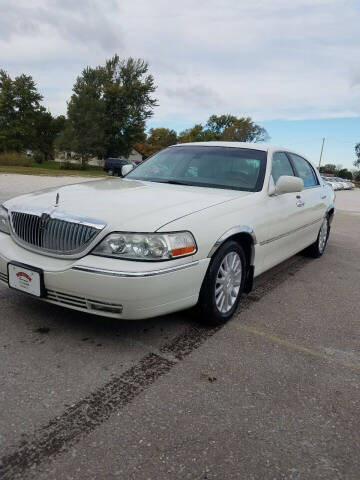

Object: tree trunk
[81,154,88,170]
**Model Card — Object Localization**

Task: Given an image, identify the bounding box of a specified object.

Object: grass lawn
[0,161,107,177]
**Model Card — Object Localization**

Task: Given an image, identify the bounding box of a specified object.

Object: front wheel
[197,240,246,326]
[305,215,330,258]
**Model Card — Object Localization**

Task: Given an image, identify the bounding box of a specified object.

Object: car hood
[4,178,251,232]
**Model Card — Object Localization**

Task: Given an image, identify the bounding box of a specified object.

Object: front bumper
[0,233,210,320]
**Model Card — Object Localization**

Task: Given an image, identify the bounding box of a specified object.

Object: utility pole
[318,137,325,169]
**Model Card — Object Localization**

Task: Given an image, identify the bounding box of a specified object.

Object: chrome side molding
[72,260,200,278]
[207,225,256,260]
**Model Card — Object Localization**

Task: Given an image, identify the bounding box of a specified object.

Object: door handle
[296,199,305,207]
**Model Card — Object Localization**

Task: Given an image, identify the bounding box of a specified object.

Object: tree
[206,114,268,142]
[319,164,337,174]
[337,168,353,180]
[354,143,360,168]
[0,70,43,152]
[33,112,65,162]
[57,67,107,166]
[177,114,269,145]
[103,56,157,158]
[135,128,177,158]
[61,55,157,165]
[178,124,214,143]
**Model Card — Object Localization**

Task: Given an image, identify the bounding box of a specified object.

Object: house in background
[55,148,143,166]
[127,149,143,164]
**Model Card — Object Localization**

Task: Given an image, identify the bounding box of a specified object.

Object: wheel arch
[327,204,335,224]
[207,226,256,293]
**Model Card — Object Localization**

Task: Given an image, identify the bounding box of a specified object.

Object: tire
[197,240,246,326]
[305,215,330,258]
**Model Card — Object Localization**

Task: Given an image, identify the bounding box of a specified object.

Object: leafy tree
[0,70,43,152]
[57,68,107,167]
[206,115,268,142]
[135,128,177,158]
[337,168,353,180]
[103,56,157,158]
[319,164,337,174]
[33,111,65,162]
[177,114,269,144]
[178,124,215,143]
[206,114,237,137]
[354,143,360,168]
[61,55,157,165]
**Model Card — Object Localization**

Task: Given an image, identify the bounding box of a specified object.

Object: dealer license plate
[8,263,43,297]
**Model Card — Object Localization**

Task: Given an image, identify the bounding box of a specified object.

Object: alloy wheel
[215,251,242,313]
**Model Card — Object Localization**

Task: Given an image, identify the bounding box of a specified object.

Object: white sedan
[0,142,335,325]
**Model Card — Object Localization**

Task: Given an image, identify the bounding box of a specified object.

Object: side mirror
[271,175,304,195]
[121,164,134,177]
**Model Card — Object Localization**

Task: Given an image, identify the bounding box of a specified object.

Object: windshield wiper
[154,179,190,186]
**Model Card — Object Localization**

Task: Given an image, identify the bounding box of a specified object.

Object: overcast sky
[1,0,360,167]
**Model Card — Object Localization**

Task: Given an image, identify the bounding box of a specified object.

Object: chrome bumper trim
[72,260,200,278]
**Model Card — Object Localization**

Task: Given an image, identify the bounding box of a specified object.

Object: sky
[1,0,359,168]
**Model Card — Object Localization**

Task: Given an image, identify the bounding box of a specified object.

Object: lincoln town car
[0,142,335,325]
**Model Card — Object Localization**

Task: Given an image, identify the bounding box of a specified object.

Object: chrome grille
[10,211,104,255]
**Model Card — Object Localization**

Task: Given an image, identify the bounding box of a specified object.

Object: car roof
[172,141,270,152]
[170,141,311,159]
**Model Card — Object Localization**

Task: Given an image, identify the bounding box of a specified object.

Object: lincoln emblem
[40,213,51,231]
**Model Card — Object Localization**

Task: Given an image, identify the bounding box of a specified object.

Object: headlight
[93,231,197,261]
[0,206,10,234]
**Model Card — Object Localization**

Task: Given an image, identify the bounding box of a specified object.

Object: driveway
[1,175,360,480]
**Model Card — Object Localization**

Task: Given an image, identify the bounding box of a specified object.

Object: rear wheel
[305,215,330,258]
[197,240,246,326]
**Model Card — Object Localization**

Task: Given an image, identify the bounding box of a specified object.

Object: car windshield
[126,146,267,192]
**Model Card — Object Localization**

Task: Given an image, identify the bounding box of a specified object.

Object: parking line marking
[233,323,360,372]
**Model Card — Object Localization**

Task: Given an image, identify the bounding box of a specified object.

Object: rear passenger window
[271,152,295,184]
[288,154,319,188]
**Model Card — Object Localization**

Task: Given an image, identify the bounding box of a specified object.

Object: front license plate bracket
[7,261,46,298]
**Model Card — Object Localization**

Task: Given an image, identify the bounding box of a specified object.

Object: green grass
[0,161,107,177]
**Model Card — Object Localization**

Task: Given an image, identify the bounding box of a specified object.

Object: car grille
[10,211,104,255]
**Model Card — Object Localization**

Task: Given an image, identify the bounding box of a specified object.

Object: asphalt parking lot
[1,175,360,480]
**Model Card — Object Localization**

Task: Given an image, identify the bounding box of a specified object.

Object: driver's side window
[271,152,295,184]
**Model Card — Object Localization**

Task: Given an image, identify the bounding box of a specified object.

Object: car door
[261,151,309,271]
[287,153,325,248]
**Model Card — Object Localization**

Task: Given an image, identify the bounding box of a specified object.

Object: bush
[0,152,32,166]
[33,152,45,164]
[59,160,87,170]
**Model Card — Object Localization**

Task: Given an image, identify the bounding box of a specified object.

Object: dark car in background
[103,158,134,176]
